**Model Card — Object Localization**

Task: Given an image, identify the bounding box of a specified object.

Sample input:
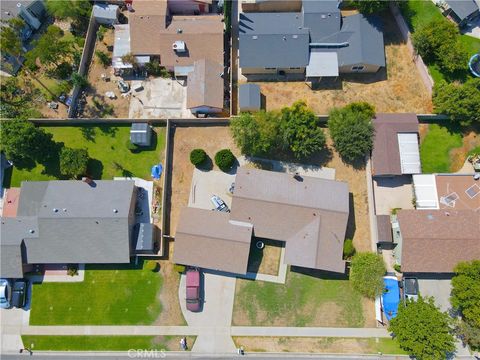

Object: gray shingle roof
[239,12,310,68]
[446,0,479,20]
[1,180,136,277]
[302,0,341,42]
[239,84,261,111]
[130,123,151,146]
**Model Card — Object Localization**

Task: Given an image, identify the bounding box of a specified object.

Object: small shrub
[343,239,356,259]
[394,264,402,273]
[67,264,79,276]
[391,208,401,215]
[190,149,207,166]
[144,260,159,272]
[97,25,108,41]
[95,50,111,68]
[145,59,170,78]
[215,149,235,172]
[174,264,186,273]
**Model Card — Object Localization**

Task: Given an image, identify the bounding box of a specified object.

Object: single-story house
[371,113,421,177]
[444,0,480,27]
[168,0,212,14]
[0,180,148,279]
[239,83,261,112]
[397,209,479,274]
[93,3,120,25]
[173,167,350,275]
[130,123,152,147]
[186,59,224,114]
[239,0,385,80]
[242,0,302,13]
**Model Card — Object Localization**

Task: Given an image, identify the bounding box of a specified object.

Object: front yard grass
[232,268,370,327]
[9,125,165,187]
[22,335,196,351]
[29,262,162,325]
[233,336,407,354]
[420,124,463,173]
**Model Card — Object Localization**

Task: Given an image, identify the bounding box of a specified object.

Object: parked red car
[186,268,201,312]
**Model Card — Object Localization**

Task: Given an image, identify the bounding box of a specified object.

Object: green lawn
[29,262,163,325]
[233,269,366,327]
[400,0,480,83]
[9,125,165,188]
[22,335,196,351]
[420,124,463,173]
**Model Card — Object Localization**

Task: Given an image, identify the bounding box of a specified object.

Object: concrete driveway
[418,279,452,313]
[373,176,414,215]
[128,78,194,119]
[179,271,237,353]
[0,287,31,354]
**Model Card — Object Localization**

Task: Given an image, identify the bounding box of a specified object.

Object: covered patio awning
[306,52,339,77]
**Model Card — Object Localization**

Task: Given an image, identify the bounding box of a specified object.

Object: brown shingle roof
[230,168,349,273]
[372,113,419,176]
[187,59,224,109]
[398,209,480,273]
[173,207,253,274]
[129,3,224,68]
[376,215,393,243]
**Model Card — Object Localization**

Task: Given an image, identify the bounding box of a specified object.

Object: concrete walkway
[365,156,378,251]
[231,327,391,338]
[179,271,237,353]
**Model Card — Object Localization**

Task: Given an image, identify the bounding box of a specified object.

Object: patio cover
[306,52,339,77]
[112,24,150,69]
[413,174,439,209]
[397,133,421,174]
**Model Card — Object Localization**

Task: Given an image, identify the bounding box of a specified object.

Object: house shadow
[310,77,343,91]
[345,192,356,241]
[291,265,349,280]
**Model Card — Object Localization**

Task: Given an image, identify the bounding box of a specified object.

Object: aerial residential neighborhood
[0,0,479,359]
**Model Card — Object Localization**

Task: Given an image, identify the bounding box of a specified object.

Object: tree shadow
[98,125,118,137]
[86,158,104,179]
[2,165,13,189]
[306,145,334,168]
[122,169,134,178]
[196,155,213,172]
[345,193,356,241]
[40,141,63,178]
[81,126,96,142]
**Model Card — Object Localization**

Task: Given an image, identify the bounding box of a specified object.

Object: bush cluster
[190,149,207,167]
[214,149,235,172]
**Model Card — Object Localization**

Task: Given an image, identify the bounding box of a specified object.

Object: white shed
[93,4,119,25]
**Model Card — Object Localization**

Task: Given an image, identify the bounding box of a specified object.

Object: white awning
[397,133,421,174]
[306,52,339,77]
[413,174,439,209]
[174,65,195,77]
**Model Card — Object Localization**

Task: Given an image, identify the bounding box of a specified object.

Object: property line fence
[159,119,172,256]
[67,12,99,118]
[390,3,434,95]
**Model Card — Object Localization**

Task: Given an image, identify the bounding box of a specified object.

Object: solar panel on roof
[466,184,480,199]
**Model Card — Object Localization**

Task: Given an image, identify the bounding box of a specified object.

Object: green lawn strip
[22,335,196,351]
[468,146,480,156]
[30,262,162,325]
[234,270,364,327]
[10,125,165,187]
[232,337,407,355]
[420,124,463,173]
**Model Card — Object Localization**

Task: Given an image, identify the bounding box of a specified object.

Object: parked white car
[0,279,12,309]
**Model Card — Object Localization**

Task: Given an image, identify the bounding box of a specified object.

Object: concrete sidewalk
[21,325,390,338]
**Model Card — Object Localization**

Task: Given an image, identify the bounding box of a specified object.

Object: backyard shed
[93,4,119,25]
[130,123,152,147]
[239,84,261,112]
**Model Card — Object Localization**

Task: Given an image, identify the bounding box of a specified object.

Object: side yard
[233,336,407,355]
[253,10,432,114]
[419,123,480,173]
[7,125,166,187]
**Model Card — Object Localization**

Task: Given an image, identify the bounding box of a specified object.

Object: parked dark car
[11,279,28,308]
[403,277,419,302]
[186,268,201,312]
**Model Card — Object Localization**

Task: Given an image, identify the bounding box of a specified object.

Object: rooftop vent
[53,208,58,213]
[293,173,303,182]
[29,229,35,234]
[172,40,186,52]
[176,28,183,34]
[113,209,118,213]
[252,35,258,40]
[63,208,67,212]
[293,35,298,39]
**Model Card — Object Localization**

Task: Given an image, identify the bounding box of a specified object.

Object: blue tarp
[151,164,163,180]
[382,277,400,321]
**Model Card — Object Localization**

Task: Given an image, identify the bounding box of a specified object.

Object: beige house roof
[173,207,253,274]
[398,209,480,273]
[436,174,480,211]
[187,59,224,109]
[129,1,224,68]
[230,168,349,273]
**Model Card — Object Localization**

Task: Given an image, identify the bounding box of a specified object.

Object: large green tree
[352,0,388,14]
[59,147,89,178]
[0,77,42,119]
[433,79,480,127]
[26,25,73,70]
[280,101,326,159]
[46,0,91,21]
[451,261,480,328]
[349,252,385,299]
[0,120,55,166]
[327,102,375,163]
[389,297,455,360]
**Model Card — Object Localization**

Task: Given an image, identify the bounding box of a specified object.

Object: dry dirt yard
[253,11,432,114]
[169,126,241,235]
[84,29,130,118]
